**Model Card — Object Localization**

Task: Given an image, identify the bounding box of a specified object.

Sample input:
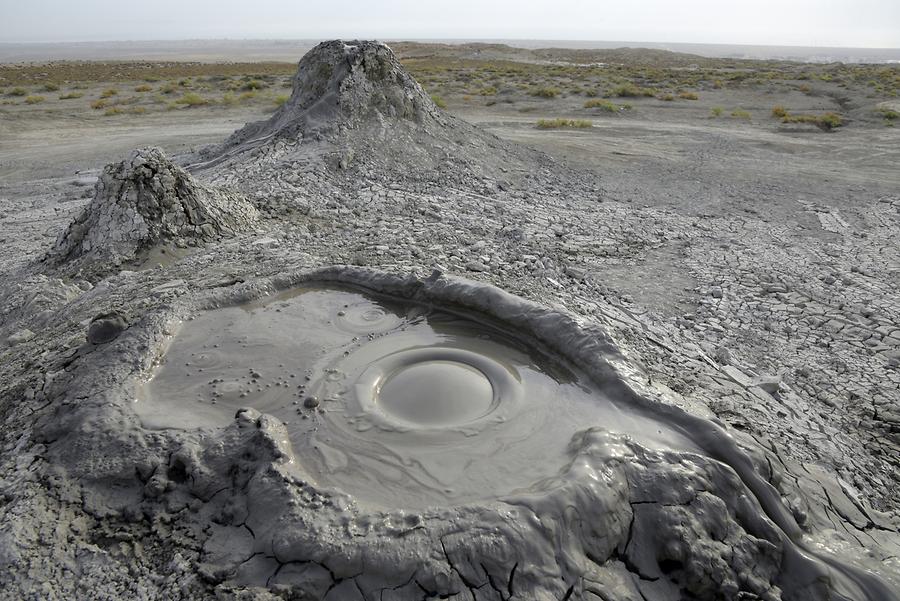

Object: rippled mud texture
[137,284,695,509]
[126,270,896,601]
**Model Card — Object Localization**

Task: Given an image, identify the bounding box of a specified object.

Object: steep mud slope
[48,147,257,277]
[194,40,552,190]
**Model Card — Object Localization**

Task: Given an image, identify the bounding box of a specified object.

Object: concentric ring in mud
[355,347,516,429]
[332,301,405,335]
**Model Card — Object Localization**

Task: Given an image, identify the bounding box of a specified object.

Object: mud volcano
[137,282,695,509]
[8,39,891,601]
[123,268,896,601]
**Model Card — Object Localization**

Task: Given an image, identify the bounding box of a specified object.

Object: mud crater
[137,283,693,509]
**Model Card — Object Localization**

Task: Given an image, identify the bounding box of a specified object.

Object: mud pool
[136,284,698,509]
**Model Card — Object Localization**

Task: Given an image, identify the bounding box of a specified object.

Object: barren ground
[1,42,899,600]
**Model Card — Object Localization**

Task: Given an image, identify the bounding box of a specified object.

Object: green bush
[608,83,655,98]
[43,83,60,92]
[174,92,208,107]
[24,95,45,104]
[781,111,843,130]
[59,92,84,99]
[530,86,560,98]
[100,88,118,98]
[9,87,27,96]
[274,94,289,107]
[430,94,447,109]
[771,105,789,118]
[731,109,751,119]
[710,107,723,117]
[135,84,153,92]
[584,99,618,112]
[678,91,699,100]
[536,118,592,129]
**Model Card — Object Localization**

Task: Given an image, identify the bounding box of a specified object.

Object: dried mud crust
[0,39,898,601]
[48,146,258,277]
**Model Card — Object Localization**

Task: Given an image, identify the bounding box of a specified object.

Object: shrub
[135,84,153,92]
[659,93,675,101]
[710,107,723,117]
[59,92,83,99]
[175,92,208,106]
[222,92,237,105]
[536,118,592,129]
[241,80,266,91]
[161,83,177,94]
[530,86,560,98]
[430,94,447,108]
[608,83,655,98]
[24,95,45,104]
[104,107,123,116]
[779,110,844,130]
[9,87,27,96]
[731,109,751,119]
[90,99,108,110]
[100,88,118,98]
[43,83,60,92]
[239,91,257,101]
[771,105,789,118]
[878,108,899,121]
[819,112,843,130]
[584,99,618,112]
[678,91,699,100]
[274,94,289,107]
[129,106,147,114]
[479,86,497,96]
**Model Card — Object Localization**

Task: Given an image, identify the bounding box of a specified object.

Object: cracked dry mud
[0,40,898,601]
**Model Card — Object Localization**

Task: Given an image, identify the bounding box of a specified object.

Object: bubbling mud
[137,284,697,509]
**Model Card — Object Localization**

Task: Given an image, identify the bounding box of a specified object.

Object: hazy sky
[1,0,898,47]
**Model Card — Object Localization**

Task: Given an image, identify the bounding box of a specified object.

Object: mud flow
[137,284,696,509]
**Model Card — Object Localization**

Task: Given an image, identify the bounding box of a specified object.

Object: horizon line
[1,37,898,52]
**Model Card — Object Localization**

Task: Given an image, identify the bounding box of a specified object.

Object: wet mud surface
[138,285,695,508]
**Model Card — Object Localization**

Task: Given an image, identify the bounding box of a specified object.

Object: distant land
[0,38,898,64]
